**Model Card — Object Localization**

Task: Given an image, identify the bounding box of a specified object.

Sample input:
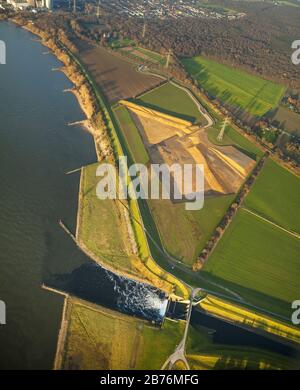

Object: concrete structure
[44,0,52,9]
[7,0,30,9]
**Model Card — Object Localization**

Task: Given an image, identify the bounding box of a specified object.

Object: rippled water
[0,21,167,369]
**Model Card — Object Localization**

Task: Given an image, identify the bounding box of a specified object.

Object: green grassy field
[114,105,149,164]
[203,208,300,318]
[136,318,185,369]
[136,82,207,124]
[77,163,135,273]
[78,163,186,295]
[63,300,184,370]
[134,47,166,65]
[118,46,166,66]
[186,323,297,370]
[109,37,135,49]
[207,124,264,160]
[182,56,285,117]
[148,195,234,266]
[244,159,300,234]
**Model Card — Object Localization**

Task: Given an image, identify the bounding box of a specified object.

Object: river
[0,21,167,369]
[1,20,298,371]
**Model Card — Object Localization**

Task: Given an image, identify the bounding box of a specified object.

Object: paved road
[161,288,201,370]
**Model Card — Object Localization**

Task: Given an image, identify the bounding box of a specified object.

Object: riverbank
[10,18,189,299]
[198,295,300,347]
[60,297,185,370]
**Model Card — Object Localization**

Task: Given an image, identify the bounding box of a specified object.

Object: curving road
[161,288,202,370]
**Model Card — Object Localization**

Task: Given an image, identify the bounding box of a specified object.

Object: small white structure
[7,0,30,9]
[0,300,6,325]
[44,0,52,9]
[0,40,6,65]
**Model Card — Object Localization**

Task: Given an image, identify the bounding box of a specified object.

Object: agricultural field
[108,37,135,49]
[244,158,300,234]
[119,46,166,66]
[136,82,207,125]
[202,208,300,318]
[77,163,134,274]
[182,56,285,117]
[268,106,300,135]
[77,42,161,103]
[148,195,234,265]
[186,323,297,370]
[114,105,149,164]
[62,300,185,370]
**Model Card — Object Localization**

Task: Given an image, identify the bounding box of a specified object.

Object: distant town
[0,0,246,20]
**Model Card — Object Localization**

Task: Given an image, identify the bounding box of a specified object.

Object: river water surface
[0,21,167,369]
[1,21,298,371]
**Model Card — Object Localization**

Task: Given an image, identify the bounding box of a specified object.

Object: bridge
[161,288,202,370]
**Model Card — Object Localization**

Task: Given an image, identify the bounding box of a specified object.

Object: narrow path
[242,207,300,239]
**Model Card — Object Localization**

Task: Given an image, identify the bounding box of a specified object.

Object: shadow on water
[191,308,299,359]
[0,22,167,369]
[47,261,168,324]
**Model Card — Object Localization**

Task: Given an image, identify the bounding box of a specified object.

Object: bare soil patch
[77,43,162,103]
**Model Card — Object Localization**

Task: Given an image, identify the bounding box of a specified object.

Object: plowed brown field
[77,43,162,103]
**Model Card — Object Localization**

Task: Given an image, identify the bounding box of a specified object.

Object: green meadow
[63,301,184,370]
[114,105,149,164]
[203,208,300,318]
[244,158,300,234]
[134,47,166,65]
[148,195,234,266]
[207,124,264,160]
[136,82,207,124]
[182,56,285,117]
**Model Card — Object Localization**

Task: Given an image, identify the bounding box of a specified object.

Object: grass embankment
[62,299,185,370]
[135,82,207,124]
[186,322,298,370]
[77,163,133,273]
[182,56,285,117]
[114,105,149,164]
[199,295,300,344]
[77,162,186,294]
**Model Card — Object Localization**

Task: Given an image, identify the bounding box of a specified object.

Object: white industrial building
[7,0,30,9]
[7,0,52,9]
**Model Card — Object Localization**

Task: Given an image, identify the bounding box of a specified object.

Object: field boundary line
[242,207,300,239]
